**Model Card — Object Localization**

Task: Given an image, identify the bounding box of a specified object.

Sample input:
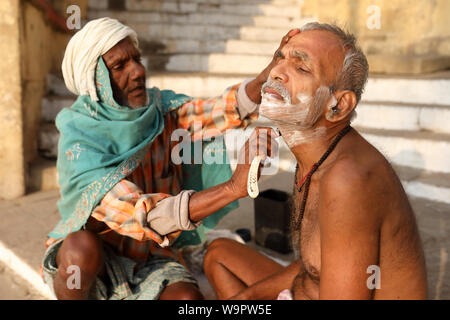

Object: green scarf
[49,57,237,245]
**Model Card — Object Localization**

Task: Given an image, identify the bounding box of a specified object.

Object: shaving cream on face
[260,81,334,148]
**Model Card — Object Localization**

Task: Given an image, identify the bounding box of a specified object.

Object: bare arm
[318,160,382,299]
[188,180,238,222]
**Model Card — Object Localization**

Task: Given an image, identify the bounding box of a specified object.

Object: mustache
[129,80,146,92]
[261,79,291,104]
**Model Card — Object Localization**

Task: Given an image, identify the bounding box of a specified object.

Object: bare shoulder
[318,135,402,225]
[321,130,401,194]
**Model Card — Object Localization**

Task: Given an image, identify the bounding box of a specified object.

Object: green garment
[49,57,237,245]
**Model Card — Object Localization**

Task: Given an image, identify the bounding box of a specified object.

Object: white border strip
[0,241,55,300]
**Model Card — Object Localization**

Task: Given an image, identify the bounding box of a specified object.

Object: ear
[325,90,357,122]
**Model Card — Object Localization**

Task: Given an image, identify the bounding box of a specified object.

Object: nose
[130,59,146,82]
[269,61,289,84]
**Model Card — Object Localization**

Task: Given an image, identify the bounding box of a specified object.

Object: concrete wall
[301,0,450,74]
[0,0,87,199]
[20,0,88,197]
[0,0,25,199]
[20,2,68,167]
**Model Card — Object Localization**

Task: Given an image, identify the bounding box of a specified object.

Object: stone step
[132,22,241,42]
[124,0,302,18]
[161,53,450,78]
[394,165,450,205]
[129,22,292,43]
[225,39,280,55]
[41,95,76,122]
[353,101,450,135]
[46,73,72,97]
[89,0,305,10]
[356,127,450,174]
[139,38,279,56]
[239,25,297,41]
[147,71,450,107]
[87,9,306,29]
[147,72,250,98]
[38,123,59,160]
[162,53,272,73]
[28,157,59,193]
[364,72,450,106]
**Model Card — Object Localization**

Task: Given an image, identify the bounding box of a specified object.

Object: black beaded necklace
[294,125,352,229]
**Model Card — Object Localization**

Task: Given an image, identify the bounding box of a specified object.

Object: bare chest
[293,186,322,281]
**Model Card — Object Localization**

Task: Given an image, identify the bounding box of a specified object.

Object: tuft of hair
[300,22,369,109]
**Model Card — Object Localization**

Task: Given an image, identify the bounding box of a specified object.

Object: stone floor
[0,171,448,299]
[0,264,44,300]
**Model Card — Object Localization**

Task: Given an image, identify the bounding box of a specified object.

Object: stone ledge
[27,157,59,193]
[368,54,450,75]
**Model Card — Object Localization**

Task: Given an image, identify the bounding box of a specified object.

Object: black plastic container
[254,189,292,254]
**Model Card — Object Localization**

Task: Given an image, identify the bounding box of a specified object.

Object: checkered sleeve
[90,179,175,245]
[176,83,259,141]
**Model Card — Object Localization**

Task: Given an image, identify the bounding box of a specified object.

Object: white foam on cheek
[259,90,327,148]
[260,92,312,124]
[280,126,326,148]
[260,93,285,109]
[296,93,313,105]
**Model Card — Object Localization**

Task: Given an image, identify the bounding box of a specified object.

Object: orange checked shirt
[84,82,258,263]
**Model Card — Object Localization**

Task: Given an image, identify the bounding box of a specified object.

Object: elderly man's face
[102,37,147,109]
[265,30,345,110]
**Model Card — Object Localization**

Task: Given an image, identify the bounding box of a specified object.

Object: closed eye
[275,50,284,60]
[296,65,309,73]
[113,64,123,70]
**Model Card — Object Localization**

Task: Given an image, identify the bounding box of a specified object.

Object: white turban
[62,17,139,101]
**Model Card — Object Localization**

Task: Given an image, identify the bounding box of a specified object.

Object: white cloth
[146,190,201,236]
[277,289,294,300]
[62,17,138,101]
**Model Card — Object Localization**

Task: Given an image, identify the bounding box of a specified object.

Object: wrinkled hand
[228,127,279,198]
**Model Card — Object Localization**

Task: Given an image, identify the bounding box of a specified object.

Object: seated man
[41,17,286,300]
[203,22,428,300]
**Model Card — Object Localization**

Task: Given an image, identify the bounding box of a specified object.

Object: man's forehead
[282,30,345,60]
[282,30,346,79]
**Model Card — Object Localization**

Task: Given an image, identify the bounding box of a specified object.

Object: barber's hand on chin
[228,127,279,199]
